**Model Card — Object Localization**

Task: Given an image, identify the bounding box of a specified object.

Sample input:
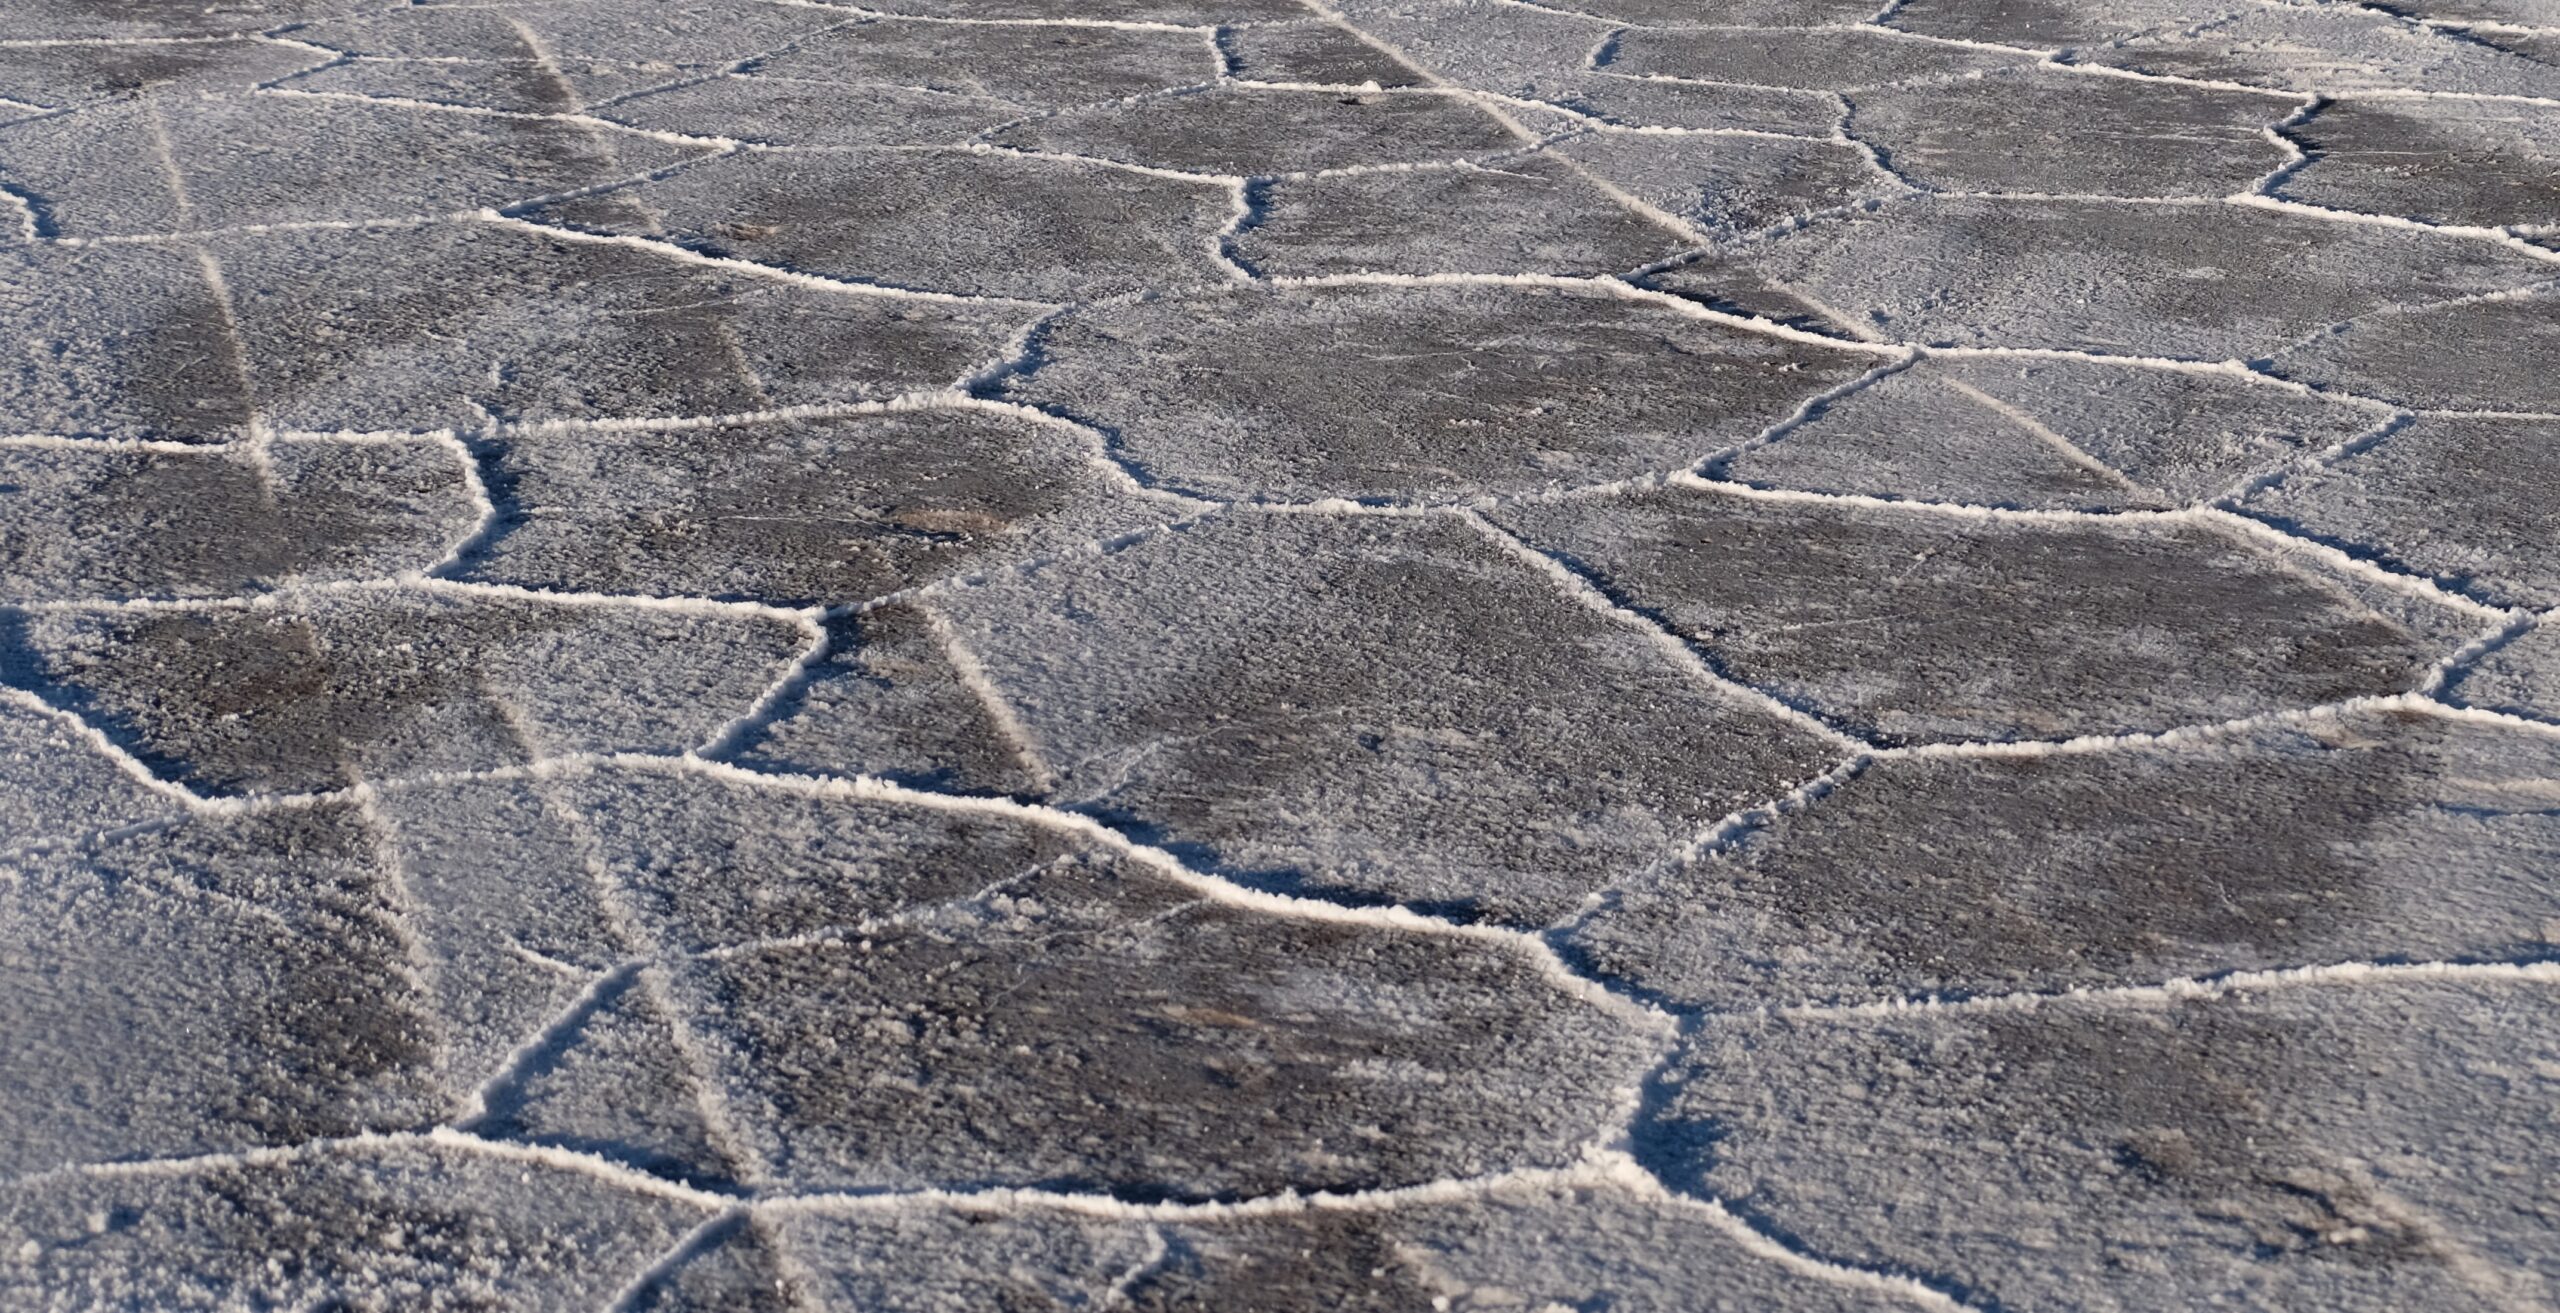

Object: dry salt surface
[1,0,2558,1308]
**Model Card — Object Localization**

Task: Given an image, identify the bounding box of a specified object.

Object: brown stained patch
[1653,985,2552,1311]
[1145,1210,1460,1312]
[1727,747,2380,989]
[9,597,806,795]
[890,506,1013,538]
[1955,1005,2475,1275]
[0,444,472,602]
[679,852,1649,1199]
[26,607,507,794]
[466,409,1148,606]
[1572,702,2560,1008]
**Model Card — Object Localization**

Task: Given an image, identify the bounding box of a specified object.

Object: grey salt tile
[0,804,442,1174]
[1220,20,1425,86]
[307,11,758,114]
[734,603,1051,797]
[1721,355,2386,509]
[1690,194,2554,357]
[2280,98,2560,235]
[386,765,1091,1191]
[1327,0,1616,94]
[852,0,1310,18]
[2244,415,2560,608]
[1648,976,2560,1311]
[2083,6,2560,98]
[561,763,1088,954]
[0,439,478,603]
[2,589,812,795]
[1007,281,1877,501]
[0,38,323,111]
[648,1181,1915,1311]
[1931,358,2388,498]
[533,147,1238,300]
[449,768,1650,1200]
[597,76,1026,148]
[2383,0,2560,22]
[370,776,631,1105]
[383,762,1090,1185]
[1543,73,1845,136]
[210,222,1032,432]
[467,969,741,1188]
[666,843,1656,1197]
[755,17,1221,106]
[1571,703,2560,1009]
[1725,367,2163,507]
[0,93,710,238]
[1845,65,2296,197]
[627,1214,802,1313]
[988,86,1523,176]
[0,0,358,40]
[1604,26,2032,90]
[2479,28,2560,64]
[0,700,168,857]
[1234,153,1688,277]
[2446,621,2560,721]
[1731,364,2159,504]
[276,56,693,115]
[1556,0,1887,23]
[2270,286,2560,413]
[1552,130,1893,238]
[1882,0,2232,45]
[576,7,1218,139]
[934,512,1845,925]
[295,0,846,64]
[1627,258,1876,336]
[1488,482,2475,744]
[0,243,250,441]
[0,1140,710,1311]
[461,407,1188,606]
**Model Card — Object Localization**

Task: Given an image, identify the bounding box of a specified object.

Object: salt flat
[1,0,2556,1308]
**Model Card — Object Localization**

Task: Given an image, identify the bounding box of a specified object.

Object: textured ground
[2,0,2558,1309]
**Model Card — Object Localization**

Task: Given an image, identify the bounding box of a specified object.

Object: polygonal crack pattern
[1647,975,2560,1312]
[920,511,1846,925]
[628,1182,1918,1310]
[1487,482,2478,746]
[1566,703,2560,1010]
[1006,281,1879,501]
[4,592,817,795]
[452,407,1193,605]
[5,0,2559,1307]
